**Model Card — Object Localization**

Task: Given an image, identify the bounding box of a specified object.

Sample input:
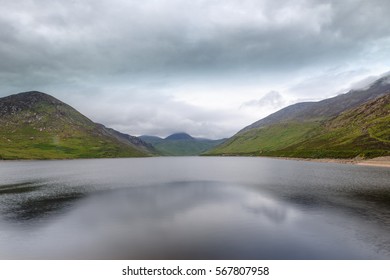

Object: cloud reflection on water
[0,157,389,259]
[0,180,385,259]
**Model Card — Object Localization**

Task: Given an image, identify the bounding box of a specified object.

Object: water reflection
[0,182,42,195]
[0,180,385,259]
[0,181,88,223]
[0,157,389,259]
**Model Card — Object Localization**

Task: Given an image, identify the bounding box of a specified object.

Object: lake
[0,157,389,259]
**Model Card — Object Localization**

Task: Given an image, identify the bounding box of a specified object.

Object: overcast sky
[1,0,390,139]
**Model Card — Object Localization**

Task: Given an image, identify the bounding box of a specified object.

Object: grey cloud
[242,91,285,109]
[348,75,384,90]
[288,68,377,98]
[1,0,390,84]
[66,87,243,139]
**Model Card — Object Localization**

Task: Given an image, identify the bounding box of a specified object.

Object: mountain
[206,76,390,159]
[239,75,390,133]
[0,91,154,159]
[139,133,225,156]
[165,132,194,140]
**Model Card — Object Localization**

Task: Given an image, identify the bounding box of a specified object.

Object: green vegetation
[206,94,390,159]
[208,122,320,155]
[0,91,150,159]
[152,139,225,156]
[2,85,389,160]
[0,131,147,159]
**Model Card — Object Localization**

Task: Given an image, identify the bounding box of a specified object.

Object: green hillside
[206,80,390,159]
[140,133,225,156]
[0,91,152,159]
[281,94,390,158]
[208,121,321,156]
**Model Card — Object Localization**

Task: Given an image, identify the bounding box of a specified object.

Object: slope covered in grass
[206,78,390,159]
[0,91,152,159]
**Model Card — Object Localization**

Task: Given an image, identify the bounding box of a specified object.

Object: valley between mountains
[1,74,389,160]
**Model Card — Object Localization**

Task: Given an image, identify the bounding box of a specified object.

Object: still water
[0,157,389,259]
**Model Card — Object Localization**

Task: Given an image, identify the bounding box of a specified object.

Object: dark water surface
[0,157,389,259]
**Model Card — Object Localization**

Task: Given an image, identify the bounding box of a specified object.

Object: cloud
[239,90,292,125]
[242,91,286,109]
[1,0,389,83]
[65,86,244,139]
[287,66,390,100]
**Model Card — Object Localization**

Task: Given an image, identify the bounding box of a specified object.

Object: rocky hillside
[0,91,154,159]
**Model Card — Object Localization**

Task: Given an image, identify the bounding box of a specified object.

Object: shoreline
[355,156,390,168]
[273,156,390,168]
[1,155,390,168]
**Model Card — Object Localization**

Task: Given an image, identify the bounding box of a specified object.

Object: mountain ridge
[165,132,194,140]
[239,75,390,134]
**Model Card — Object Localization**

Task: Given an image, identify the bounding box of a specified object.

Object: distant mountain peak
[140,133,225,156]
[165,132,194,140]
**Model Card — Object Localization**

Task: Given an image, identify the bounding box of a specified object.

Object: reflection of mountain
[0,181,87,222]
[206,75,390,158]
[140,132,226,156]
[0,91,154,159]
